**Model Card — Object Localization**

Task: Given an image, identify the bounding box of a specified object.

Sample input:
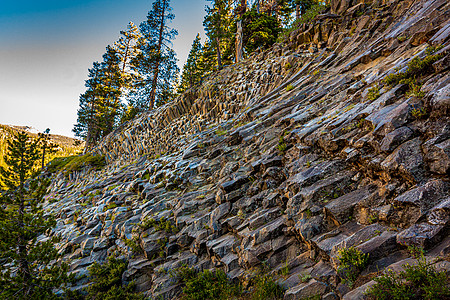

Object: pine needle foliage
[0,131,72,299]
[86,257,143,300]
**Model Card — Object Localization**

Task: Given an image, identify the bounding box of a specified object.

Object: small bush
[123,237,143,255]
[397,35,408,42]
[87,257,142,299]
[139,216,179,233]
[384,47,444,86]
[406,83,425,98]
[286,84,294,91]
[251,273,284,300]
[277,136,288,153]
[299,273,312,283]
[337,247,369,287]
[367,85,381,102]
[411,106,428,119]
[366,248,450,300]
[176,268,241,300]
[215,129,227,136]
[105,202,117,211]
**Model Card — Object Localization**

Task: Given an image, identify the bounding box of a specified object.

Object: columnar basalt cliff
[43,0,449,298]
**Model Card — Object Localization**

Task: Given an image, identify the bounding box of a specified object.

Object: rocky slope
[42,0,449,298]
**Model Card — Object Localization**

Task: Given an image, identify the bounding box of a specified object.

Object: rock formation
[41,0,449,298]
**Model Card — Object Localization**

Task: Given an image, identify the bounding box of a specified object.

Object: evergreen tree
[97,46,124,134]
[198,39,217,78]
[242,8,281,53]
[133,0,179,109]
[203,0,235,69]
[38,128,58,170]
[73,47,124,149]
[113,22,142,101]
[0,131,70,299]
[178,34,203,94]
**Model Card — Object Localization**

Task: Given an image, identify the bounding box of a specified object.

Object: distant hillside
[0,124,84,169]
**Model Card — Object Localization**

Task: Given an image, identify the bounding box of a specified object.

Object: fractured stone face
[39,1,450,297]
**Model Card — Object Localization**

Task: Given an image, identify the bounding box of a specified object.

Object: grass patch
[251,273,284,300]
[277,136,288,154]
[406,83,425,98]
[46,153,106,176]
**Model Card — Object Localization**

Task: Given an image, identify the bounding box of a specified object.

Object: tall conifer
[133,0,179,109]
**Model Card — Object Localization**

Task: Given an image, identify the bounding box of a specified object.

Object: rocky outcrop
[41,0,449,298]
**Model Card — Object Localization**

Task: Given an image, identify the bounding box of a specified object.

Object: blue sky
[0,0,207,137]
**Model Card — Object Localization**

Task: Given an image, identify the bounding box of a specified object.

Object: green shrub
[176,268,241,300]
[366,248,450,300]
[337,247,369,287]
[105,202,117,211]
[87,257,143,299]
[251,273,284,300]
[139,216,179,233]
[367,85,381,101]
[286,84,294,91]
[384,47,444,86]
[123,237,143,255]
[277,136,288,153]
[411,105,428,119]
[406,83,425,98]
[397,35,408,42]
[215,129,227,136]
[299,273,312,283]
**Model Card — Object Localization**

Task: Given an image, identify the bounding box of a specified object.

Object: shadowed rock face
[38,0,449,298]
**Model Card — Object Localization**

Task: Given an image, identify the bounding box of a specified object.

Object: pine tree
[133,0,179,109]
[198,40,217,78]
[203,0,235,69]
[0,131,70,299]
[241,7,281,53]
[38,128,58,170]
[178,34,203,94]
[113,22,142,100]
[97,46,124,134]
[73,47,124,149]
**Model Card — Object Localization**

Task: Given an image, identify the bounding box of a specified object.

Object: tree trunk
[256,0,260,13]
[296,3,300,20]
[149,0,167,109]
[215,36,222,70]
[41,143,46,170]
[18,151,30,284]
[235,20,244,63]
[235,0,246,64]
